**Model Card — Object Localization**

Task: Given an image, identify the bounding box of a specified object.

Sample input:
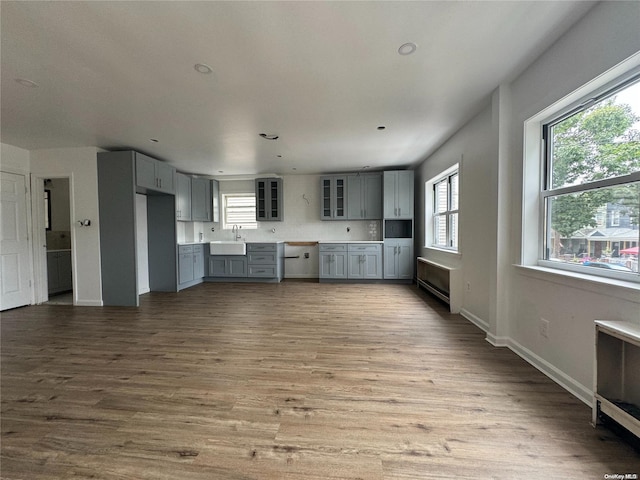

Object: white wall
[414,1,640,405]
[30,147,103,306]
[415,102,496,328]
[1,143,30,174]
[505,1,640,402]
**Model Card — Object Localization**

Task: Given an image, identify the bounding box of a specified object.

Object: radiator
[416,257,453,306]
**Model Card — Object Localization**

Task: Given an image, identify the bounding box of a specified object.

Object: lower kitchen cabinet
[320,243,383,281]
[208,256,248,277]
[47,250,72,294]
[319,244,348,279]
[384,239,413,280]
[347,244,382,279]
[247,243,284,280]
[178,244,205,289]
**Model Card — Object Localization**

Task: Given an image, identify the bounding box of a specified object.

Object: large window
[541,76,640,280]
[222,193,257,230]
[429,166,459,251]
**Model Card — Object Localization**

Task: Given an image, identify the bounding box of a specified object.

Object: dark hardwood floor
[2,281,638,479]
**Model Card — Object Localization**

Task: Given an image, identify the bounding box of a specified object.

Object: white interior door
[1,172,31,310]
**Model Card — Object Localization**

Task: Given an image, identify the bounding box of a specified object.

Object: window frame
[426,164,459,252]
[537,74,640,283]
[221,193,258,230]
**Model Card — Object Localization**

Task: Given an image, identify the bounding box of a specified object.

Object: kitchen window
[426,165,459,251]
[222,194,257,230]
[539,75,640,281]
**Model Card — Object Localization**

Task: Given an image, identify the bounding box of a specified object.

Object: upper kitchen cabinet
[135,152,176,195]
[320,176,348,220]
[191,177,213,222]
[383,170,414,219]
[255,178,283,221]
[347,173,382,220]
[176,173,192,221]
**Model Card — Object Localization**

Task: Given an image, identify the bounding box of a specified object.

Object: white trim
[457,308,592,406]
[505,337,593,407]
[74,300,103,307]
[460,308,489,333]
[283,273,317,279]
[515,264,640,303]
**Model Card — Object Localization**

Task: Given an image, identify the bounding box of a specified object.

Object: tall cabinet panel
[191,177,212,222]
[98,150,177,306]
[383,170,414,281]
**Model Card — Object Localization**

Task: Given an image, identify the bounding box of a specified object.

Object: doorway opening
[42,178,73,305]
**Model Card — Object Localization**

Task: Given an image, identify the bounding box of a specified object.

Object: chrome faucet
[232,224,242,241]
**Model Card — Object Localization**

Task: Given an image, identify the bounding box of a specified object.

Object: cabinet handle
[398,207,401,216]
[394,207,398,216]
[159,178,162,188]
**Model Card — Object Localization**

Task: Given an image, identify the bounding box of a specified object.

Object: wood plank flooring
[2,281,639,479]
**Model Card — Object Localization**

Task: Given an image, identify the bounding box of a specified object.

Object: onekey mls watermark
[604,474,638,480]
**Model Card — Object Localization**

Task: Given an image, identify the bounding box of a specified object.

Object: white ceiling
[1,1,595,177]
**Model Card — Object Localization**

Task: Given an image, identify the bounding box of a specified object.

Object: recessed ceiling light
[194,63,213,74]
[377,126,386,130]
[398,42,417,55]
[150,138,159,143]
[259,133,279,140]
[277,155,282,158]
[218,170,224,173]
[15,78,39,88]
[292,167,297,171]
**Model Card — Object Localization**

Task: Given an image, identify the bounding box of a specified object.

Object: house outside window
[540,76,640,279]
[427,165,459,251]
[222,193,257,230]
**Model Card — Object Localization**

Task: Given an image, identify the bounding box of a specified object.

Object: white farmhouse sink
[209,241,246,255]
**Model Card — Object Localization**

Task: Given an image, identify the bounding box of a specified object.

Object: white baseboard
[505,338,593,407]
[460,308,490,332]
[74,299,103,307]
[457,309,592,407]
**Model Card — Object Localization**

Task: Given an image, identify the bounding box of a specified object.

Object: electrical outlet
[304,252,309,259]
[539,318,550,338]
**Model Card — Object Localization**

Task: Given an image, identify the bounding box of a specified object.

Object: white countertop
[317,240,383,244]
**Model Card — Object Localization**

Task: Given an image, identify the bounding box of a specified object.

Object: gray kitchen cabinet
[320,176,348,220]
[99,150,177,306]
[347,243,382,279]
[255,178,283,221]
[208,256,248,277]
[383,170,414,219]
[47,250,72,294]
[176,173,192,221]
[383,239,413,280]
[191,177,212,222]
[193,244,205,278]
[178,244,205,288]
[247,242,284,280]
[178,245,195,284]
[319,244,348,279]
[135,152,176,194]
[347,173,382,220]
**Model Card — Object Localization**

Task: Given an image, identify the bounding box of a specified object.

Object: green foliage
[549,98,640,247]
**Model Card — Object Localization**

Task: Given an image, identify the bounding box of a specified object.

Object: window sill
[515,264,640,303]
[425,246,462,257]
